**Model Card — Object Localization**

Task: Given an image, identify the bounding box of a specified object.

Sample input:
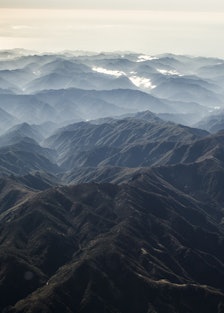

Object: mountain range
[0,50,224,313]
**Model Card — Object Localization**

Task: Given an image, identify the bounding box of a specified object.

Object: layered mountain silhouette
[0,50,223,125]
[0,50,224,313]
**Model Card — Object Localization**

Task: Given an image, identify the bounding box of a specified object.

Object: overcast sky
[0,1,224,57]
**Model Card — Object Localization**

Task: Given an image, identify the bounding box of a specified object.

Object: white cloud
[137,55,158,62]
[92,66,156,90]
[129,76,156,89]
[92,67,125,77]
[157,69,182,76]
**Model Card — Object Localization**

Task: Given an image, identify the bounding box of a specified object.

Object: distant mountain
[87,89,170,112]
[0,51,223,128]
[0,108,18,133]
[25,60,136,93]
[35,87,170,120]
[0,123,44,147]
[196,111,224,133]
[0,68,35,92]
[151,76,223,107]
[198,62,224,79]
[0,94,57,124]
[157,112,199,126]
[44,115,208,170]
[0,76,18,93]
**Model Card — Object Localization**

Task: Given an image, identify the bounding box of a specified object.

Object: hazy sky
[0,0,224,57]
[1,0,224,11]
